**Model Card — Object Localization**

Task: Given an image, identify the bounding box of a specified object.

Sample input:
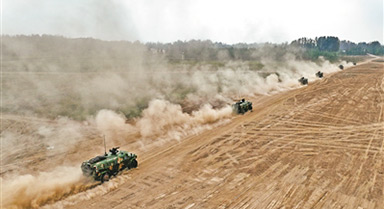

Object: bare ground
[65,61,384,208]
[2,60,383,208]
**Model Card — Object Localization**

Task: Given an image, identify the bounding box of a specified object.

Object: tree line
[291,36,384,55]
[2,35,383,67]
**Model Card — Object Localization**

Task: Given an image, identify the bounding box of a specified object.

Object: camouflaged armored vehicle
[316,71,323,78]
[232,99,253,114]
[298,77,308,85]
[339,65,344,70]
[81,147,137,182]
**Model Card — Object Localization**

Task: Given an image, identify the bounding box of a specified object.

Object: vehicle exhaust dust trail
[95,100,233,146]
[1,49,353,208]
[1,167,93,209]
[41,173,133,209]
[1,101,233,209]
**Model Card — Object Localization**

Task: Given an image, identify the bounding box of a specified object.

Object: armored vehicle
[316,71,323,78]
[232,99,253,114]
[81,147,137,182]
[353,62,357,65]
[298,77,308,85]
[339,65,344,70]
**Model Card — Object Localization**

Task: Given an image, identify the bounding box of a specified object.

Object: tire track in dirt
[57,61,384,209]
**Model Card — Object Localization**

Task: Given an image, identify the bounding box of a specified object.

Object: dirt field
[2,59,383,209]
[54,60,382,208]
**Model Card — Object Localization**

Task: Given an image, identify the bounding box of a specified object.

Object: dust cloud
[95,100,233,145]
[42,172,133,209]
[1,167,89,209]
[1,37,353,208]
[1,101,234,209]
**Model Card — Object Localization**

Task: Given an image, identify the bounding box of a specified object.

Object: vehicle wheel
[123,162,129,170]
[101,173,110,183]
[131,159,138,168]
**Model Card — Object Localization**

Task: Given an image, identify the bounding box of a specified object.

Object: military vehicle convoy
[298,77,308,85]
[81,147,138,182]
[232,99,253,114]
[316,71,324,78]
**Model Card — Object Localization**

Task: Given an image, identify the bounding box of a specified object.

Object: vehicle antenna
[103,135,107,156]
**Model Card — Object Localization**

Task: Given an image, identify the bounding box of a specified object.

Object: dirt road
[60,60,383,209]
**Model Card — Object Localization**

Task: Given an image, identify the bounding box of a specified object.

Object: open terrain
[1,59,383,208]
[62,60,384,208]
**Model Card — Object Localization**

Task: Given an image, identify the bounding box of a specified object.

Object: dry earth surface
[67,60,384,208]
[2,59,383,208]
